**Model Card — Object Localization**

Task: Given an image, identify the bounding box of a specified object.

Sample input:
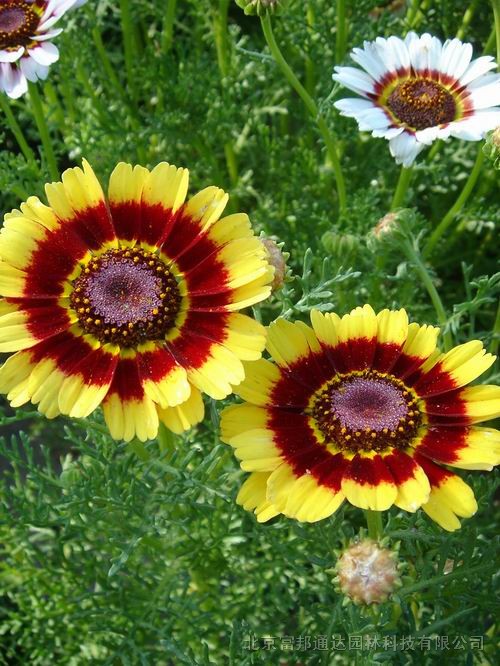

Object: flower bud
[321,231,359,264]
[373,212,399,239]
[261,237,288,292]
[235,0,291,17]
[483,127,500,170]
[335,539,400,605]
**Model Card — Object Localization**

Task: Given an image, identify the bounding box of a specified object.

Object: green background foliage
[0,0,498,663]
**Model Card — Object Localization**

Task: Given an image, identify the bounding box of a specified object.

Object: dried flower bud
[483,127,500,170]
[336,539,400,605]
[261,238,288,291]
[373,212,399,239]
[235,0,291,17]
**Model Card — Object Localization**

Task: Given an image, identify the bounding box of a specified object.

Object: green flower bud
[235,0,291,17]
[321,231,359,264]
[483,127,500,170]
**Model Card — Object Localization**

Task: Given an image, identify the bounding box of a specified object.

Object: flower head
[221,305,500,530]
[0,0,81,98]
[235,0,290,17]
[333,34,500,166]
[0,160,273,441]
[336,539,400,605]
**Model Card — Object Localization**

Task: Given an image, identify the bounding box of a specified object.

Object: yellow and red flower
[0,160,273,441]
[221,305,500,531]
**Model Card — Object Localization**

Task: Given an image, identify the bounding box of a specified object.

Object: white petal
[333,66,375,96]
[335,97,390,131]
[415,126,443,145]
[0,48,25,64]
[372,127,404,139]
[351,43,389,81]
[0,63,28,99]
[28,42,59,66]
[389,132,425,166]
[32,29,64,42]
[450,111,500,139]
[385,35,411,71]
[439,39,473,79]
[468,75,500,109]
[460,56,497,86]
[334,97,377,114]
[20,56,49,83]
[408,33,443,73]
[357,107,391,131]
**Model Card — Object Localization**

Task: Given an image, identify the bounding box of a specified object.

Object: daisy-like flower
[221,305,500,531]
[0,160,273,441]
[0,0,81,99]
[333,33,500,166]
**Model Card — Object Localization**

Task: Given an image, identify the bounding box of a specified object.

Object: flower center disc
[70,248,182,348]
[387,79,456,130]
[0,3,38,49]
[312,371,421,453]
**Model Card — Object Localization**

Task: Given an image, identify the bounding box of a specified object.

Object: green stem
[402,239,453,350]
[119,0,137,102]
[0,95,37,166]
[214,0,239,189]
[92,26,129,103]
[399,563,494,597]
[335,0,347,64]
[260,14,347,214]
[162,0,177,53]
[364,510,383,541]
[424,149,484,257]
[305,2,316,95]
[484,26,496,55]
[214,0,230,78]
[456,0,480,40]
[406,0,421,28]
[493,0,500,64]
[488,300,500,356]
[390,165,413,210]
[28,82,59,181]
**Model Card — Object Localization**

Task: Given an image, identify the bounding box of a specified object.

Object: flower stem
[119,0,137,102]
[456,0,480,40]
[28,82,59,181]
[162,0,177,54]
[0,95,37,167]
[488,300,500,356]
[364,510,383,541]
[390,165,413,210]
[423,148,484,257]
[492,0,500,64]
[335,0,347,64]
[92,26,129,103]
[260,14,347,214]
[214,0,239,189]
[402,239,453,350]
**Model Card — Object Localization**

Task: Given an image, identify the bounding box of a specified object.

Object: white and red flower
[333,33,500,166]
[0,0,82,98]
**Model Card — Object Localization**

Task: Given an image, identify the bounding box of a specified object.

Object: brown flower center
[386,79,456,130]
[70,248,182,348]
[0,2,39,50]
[312,371,421,453]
